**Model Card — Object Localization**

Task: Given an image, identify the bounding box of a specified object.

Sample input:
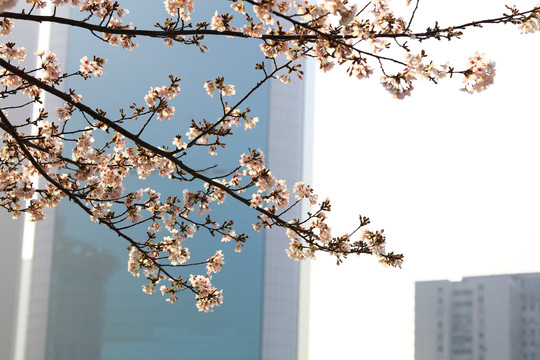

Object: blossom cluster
[79,56,107,78]
[0,42,25,63]
[165,0,194,20]
[462,52,496,94]
[144,81,180,121]
[204,77,236,97]
[35,50,62,83]
[189,274,223,312]
[0,0,17,13]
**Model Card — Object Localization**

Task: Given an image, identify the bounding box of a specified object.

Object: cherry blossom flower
[206,250,224,274]
[56,104,72,120]
[0,43,25,63]
[0,0,17,13]
[79,56,107,77]
[462,52,496,94]
[164,0,194,20]
[211,11,229,32]
[0,18,14,36]
[380,71,415,99]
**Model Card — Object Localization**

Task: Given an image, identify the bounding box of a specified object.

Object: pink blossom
[79,56,107,77]
[250,193,263,208]
[462,52,496,94]
[206,250,224,274]
[0,0,18,13]
[164,0,194,20]
[0,43,25,63]
[0,18,14,36]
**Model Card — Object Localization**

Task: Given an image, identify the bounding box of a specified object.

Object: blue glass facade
[43,2,284,359]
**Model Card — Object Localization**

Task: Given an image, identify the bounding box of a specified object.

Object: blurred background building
[415,273,540,360]
[1,2,311,360]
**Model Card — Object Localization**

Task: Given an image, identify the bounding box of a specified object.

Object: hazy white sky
[308,1,540,359]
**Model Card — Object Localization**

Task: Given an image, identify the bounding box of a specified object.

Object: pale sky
[309,1,540,359]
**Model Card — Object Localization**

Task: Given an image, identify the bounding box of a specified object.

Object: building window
[452,349,472,355]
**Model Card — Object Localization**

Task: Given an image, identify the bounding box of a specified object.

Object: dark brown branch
[0,11,311,41]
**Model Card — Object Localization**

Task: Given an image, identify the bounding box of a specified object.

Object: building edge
[261,58,310,360]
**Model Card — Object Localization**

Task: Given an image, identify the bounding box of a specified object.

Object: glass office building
[2,2,310,360]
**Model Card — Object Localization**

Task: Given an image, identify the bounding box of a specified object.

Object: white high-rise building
[415,273,540,360]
